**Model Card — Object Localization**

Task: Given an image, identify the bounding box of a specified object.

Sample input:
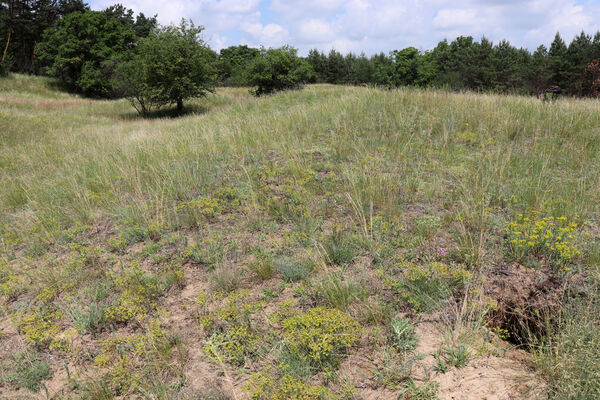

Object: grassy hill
[1,74,599,399]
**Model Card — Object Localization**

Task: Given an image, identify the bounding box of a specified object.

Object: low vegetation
[0,75,599,399]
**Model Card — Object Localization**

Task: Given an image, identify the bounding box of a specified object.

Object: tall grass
[1,75,600,396]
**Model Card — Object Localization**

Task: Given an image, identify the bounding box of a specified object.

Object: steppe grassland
[0,73,599,399]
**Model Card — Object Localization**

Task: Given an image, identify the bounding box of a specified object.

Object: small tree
[246,46,313,96]
[581,59,600,98]
[115,19,217,115]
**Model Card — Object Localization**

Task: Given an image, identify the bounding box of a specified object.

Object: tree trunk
[1,0,14,64]
[176,98,183,112]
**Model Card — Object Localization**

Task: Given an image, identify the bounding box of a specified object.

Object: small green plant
[373,350,423,388]
[105,262,161,324]
[249,248,275,281]
[183,236,228,267]
[281,307,361,367]
[390,316,418,352]
[108,235,127,254]
[387,262,472,313]
[276,256,312,282]
[210,264,242,293]
[322,228,356,266]
[413,215,442,239]
[316,274,366,311]
[200,291,263,365]
[398,380,440,400]
[4,349,52,392]
[437,344,471,369]
[245,369,353,400]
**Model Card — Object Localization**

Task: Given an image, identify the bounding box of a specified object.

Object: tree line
[1,1,599,111]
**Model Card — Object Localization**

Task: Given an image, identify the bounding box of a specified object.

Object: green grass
[1,74,599,399]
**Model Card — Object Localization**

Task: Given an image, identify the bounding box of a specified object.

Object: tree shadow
[116,104,210,121]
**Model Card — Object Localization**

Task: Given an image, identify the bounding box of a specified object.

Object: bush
[281,307,360,367]
[276,257,311,282]
[504,212,583,270]
[247,46,313,96]
[387,262,472,313]
[4,350,52,392]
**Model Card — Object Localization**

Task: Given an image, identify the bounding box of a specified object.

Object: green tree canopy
[36,9,135,96]
[247,46,313,96]
[114,19,217,114]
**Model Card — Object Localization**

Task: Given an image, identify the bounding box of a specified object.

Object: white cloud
[433,9,478,29]
[298,19,335,43]
[90,0,600,54]
[241,22,289,47]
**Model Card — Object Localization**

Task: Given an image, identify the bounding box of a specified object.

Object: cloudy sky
[90,0,600,55]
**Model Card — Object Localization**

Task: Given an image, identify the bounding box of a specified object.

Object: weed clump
[105,262,161,324]
[504,212,583,270]
[281,307,360,367]
[2,349,52,392]
[245,371,353,400]
[387,262,472,313]
[200,290,263,365]
[322,228,356,266]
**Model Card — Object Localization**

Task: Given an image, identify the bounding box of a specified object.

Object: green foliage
[247,46,313,96]
[249,248,275,281]
[390,317,418,352]
[245,371,353,400]
[105,262,162,324]
[537,295,600,400]
[115,19,216,114]
[436,344,471,369]
[322,228,356,266]
[398,380,440,400]
[316,274,366,311]
[200,290,262,365]
[504,212,583,270]
[218,45,260,86]
[276,256,312,282]
[3,349,52,392]
[36,10,136,96]
[281,307,360,367]
[387,262,472,313]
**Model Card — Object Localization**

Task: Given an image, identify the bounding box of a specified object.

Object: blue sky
[90,0,600,55]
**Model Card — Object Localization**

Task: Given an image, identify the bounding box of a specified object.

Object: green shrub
[247,46,313,96]
[276,257,311,282]
[249,249,275,281]
[281,307,360,367]
[391,317,418,352]
[316,274,366,311]
[322,229,355,266]
[4,349,52,392]
[386,262,472,313]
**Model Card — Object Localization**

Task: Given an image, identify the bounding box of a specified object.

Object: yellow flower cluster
[199,290,263,365]
[245,371,353,400]
[0,257,23,299]
[15,308,67,350]
[281,307,360,366]
[504,213,582,267]
[105,262,160,323]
